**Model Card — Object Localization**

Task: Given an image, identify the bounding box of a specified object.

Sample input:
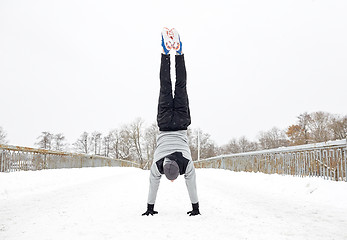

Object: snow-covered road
[1,167,347,240]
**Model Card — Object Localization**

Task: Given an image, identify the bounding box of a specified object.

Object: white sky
[1,0,346,147]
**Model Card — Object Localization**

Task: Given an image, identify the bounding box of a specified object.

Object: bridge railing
[0,144,139,172]
[194,139,347,181]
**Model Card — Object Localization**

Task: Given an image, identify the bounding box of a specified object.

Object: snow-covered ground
[1,167,347,240]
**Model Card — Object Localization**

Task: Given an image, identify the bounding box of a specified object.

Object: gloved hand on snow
[187,202,200,216]
[142,204,158,216]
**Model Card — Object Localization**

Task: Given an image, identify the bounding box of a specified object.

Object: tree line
[0,111,346,165]
[220,111,346,155]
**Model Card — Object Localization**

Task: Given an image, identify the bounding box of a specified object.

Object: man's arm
[184,161,198,204]
[143,163,162,216]
[147,163,162,204]
[184,161,200,216]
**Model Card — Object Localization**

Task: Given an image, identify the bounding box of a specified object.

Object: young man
[142,28,200,216]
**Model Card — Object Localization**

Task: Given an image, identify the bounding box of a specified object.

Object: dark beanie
[163,158,179,180]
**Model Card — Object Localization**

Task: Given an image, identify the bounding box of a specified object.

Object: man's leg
[173,54,191,130]
[157,54,174,131]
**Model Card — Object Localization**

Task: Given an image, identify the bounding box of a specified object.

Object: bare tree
[36,132,53,150]
[188,128,217,160]
[102,131,115,157]
[221,138,241,154]
[0,127,9,144]
[330,115,347,140]
[129,118,145,166]
[297,112,311,144]
[108,128,134,160]
[238,136,258,153]
[220,136,258,154]
[53,133,67,151]
[307,111,332,142]
[258,127,288,150]
[73,132,92,154]
[199,130,217,160]
[144,123,159,164]
[109,129,121,159]
[117,125,133,160]
[91,131,102,155]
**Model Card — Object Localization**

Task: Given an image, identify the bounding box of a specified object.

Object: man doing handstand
[142,28,200,217]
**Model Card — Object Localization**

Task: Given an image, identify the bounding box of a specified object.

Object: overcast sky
[1,0,346,148]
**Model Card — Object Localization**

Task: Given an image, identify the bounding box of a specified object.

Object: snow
[1,167,347,240]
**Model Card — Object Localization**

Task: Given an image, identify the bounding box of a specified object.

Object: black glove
[187,202,200,216]
[142,204,158,216]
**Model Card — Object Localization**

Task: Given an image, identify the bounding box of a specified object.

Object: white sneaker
[171,28,183,55]
[161,27,174,55]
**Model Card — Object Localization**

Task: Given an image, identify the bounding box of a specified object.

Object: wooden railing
[0,144,139,172]
[194,139,347,181]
